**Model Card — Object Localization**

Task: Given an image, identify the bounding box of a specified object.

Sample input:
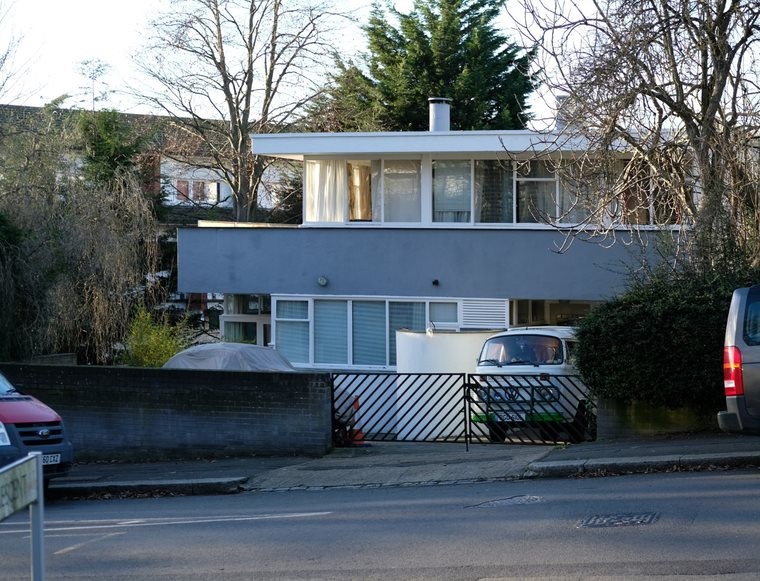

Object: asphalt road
[4,469,760,580]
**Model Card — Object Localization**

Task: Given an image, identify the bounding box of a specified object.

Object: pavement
[47,432,760,499]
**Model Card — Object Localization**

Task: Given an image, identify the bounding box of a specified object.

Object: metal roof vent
[428,97,451,131]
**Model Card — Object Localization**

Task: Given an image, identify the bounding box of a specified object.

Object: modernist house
[177,99,661,370]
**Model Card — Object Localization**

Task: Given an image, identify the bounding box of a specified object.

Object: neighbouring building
[177,99,666,370]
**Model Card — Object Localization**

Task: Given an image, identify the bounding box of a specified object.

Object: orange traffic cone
[350,396,366,446]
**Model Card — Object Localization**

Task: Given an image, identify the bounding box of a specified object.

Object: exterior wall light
[317,275,329,287]
[432,279,440,286]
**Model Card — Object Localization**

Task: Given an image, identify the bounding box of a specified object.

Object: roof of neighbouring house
[0,103,227,159]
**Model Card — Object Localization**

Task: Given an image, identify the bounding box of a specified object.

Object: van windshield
[478,335,564,366]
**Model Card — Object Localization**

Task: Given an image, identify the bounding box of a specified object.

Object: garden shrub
[575,266,759,414]
[123,304,189,367]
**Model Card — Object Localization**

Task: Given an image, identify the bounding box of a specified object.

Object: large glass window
[388,302,426,365]
[383,160,421,222]
[348,161,381,222]
[474,160,513,223]
[352,301,387,365]
[616,160,651,225]
[224,321,258,343]
[557,163,593,224]
[433,160,471,222]
[314,300,348,364]
[516,160,557,223]
[558,182,586,224]
[275,300,309,364]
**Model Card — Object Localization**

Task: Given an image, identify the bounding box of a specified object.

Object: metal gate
[332,372,596,446]
[332,373,468,444]
[468,373,596,445]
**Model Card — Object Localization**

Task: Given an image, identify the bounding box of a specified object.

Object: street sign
[0,453,45,580]
[0,454,38,522]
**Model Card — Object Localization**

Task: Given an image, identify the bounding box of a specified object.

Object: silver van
[718,285,760,433]
[471,326,593,442]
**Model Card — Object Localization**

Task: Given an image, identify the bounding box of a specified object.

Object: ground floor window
[273,297,468,368]
[220,294,272,346]
[275,300,309,364]
[510,299,596,327]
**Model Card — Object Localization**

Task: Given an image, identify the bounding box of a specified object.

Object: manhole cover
[467,495,543,508]
[579,512,660,528]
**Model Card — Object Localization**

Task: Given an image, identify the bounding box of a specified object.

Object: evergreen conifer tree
[311,0,536,131]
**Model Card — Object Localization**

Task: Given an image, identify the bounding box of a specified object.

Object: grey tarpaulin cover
[162,342,296,372]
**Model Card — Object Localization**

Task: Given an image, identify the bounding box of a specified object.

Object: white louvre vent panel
[462,299,509,329]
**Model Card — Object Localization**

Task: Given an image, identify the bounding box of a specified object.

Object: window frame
[301,155,686,229]
[272,296,463,369]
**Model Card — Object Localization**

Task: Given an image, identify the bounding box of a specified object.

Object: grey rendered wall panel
[178,227,649,300]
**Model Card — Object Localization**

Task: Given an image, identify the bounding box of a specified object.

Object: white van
[472,326,593,442]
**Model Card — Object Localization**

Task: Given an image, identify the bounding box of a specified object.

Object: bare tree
[79,58,111,111]
[514,0,760,265]
[0,2,23,103]
[135,0,347,222]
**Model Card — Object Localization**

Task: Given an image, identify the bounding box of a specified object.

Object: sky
[3,0,387,113]
[5,0,169,112]
[2,0,547,122]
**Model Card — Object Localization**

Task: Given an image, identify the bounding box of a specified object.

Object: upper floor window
[474,160,513,223]
[516,160,557,223]
[302,156,684,228]
[383,160,421,222]
[433,160,471,223]
[348,160,380,222]
[305,159,420,223]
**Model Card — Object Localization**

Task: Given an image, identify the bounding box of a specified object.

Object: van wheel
[566,401,591,444]
[486,421,507,443]
[538,423,561,442]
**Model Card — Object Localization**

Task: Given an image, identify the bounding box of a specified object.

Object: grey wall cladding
[0,364,333,461]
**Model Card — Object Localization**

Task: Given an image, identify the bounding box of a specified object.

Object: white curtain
[305,160,347,222]
[383,160,422,222]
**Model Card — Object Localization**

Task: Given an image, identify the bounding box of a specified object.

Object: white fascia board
[251,130,590,160]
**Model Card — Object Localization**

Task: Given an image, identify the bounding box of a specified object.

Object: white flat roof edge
[251,130,591,158]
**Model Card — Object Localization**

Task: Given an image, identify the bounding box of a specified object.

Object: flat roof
[250,130,591,160]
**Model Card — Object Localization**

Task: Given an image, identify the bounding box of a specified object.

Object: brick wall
[0,364,333,461]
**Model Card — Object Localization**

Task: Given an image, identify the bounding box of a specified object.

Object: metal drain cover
[468,495,543,508]
[580,512,660,528]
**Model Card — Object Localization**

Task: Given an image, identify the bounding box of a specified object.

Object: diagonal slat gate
[468,373,596,445]
[332,373,468,443]
[332,372,596,446]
